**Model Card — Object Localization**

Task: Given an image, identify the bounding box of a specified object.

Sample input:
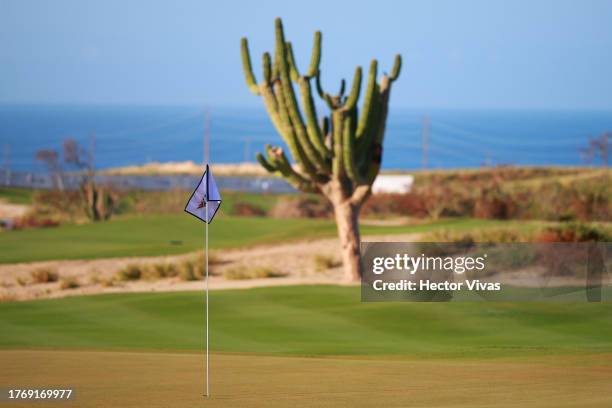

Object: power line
[422,115,429,170]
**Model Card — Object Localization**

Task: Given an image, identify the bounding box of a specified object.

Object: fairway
[0,215,526,264]
[1,286,611,357]
[1,350,611,407]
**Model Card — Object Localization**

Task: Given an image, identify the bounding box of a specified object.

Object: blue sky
[1,0,611,109]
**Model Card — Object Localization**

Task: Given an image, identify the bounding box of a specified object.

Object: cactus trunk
[330,192,363,281]
[241,18,401,281]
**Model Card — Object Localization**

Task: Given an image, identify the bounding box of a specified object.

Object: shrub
[179,259,202,281]
[59,277,80,290]
[536,222,611,242]
[101,277,117,287]
[233,202,267,217]
[196,251,222,266]
[270,196,332,219]
[424,228,533,243]
[30,267,59,283]
[116,264,144,281]
[224,266,286,280]
[146,262,179,279]
[16,277,29,287]
[13,214,60,230]
[313,255,341,271]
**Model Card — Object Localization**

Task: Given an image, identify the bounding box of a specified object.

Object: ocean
[0,104,610,172]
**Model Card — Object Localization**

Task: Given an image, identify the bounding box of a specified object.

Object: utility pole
[2,144,10,186]
[89,132,96,178]
[243,137,251,163]
[422,115,429,170]
[204,110,210,165]
[604,132,609,168]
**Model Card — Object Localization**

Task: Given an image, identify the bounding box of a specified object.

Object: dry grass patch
[224,266,287,280]
[117,264,144,281]
[30,267,59,283]
[313,255,341,271]
[59,277,79,290]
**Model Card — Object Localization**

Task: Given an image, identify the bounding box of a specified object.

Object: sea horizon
[1,103,610,173]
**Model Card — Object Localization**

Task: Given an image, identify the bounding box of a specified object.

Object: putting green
[1,350,611,407]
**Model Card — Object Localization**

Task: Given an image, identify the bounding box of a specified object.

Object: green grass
[1,286,611,357]
[0,187,34,204]
[206,191,287,214]
[0,214,523,264]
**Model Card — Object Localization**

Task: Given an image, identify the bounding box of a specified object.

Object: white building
[371,174,414,194]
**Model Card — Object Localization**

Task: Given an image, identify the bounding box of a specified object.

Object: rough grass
[223,266,286,280]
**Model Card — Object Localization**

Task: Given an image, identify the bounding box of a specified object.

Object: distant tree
[35,149,64,190]
[63,138,91,174]
[581,132,609,168]
[62,138,117,222]
[36,138,117,222]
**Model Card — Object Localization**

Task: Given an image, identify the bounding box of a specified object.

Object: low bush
[424,228,534,244]
[364,168,610,222]
[13,214,60,230]
[224,266,287,280]
[147,262,180,279]
[30,267,59,283]
[232,202,267,217]
[313,255,341,271]
[270,196,332,219]
[116,264,144,281]
[59,277,80,290]
[178,259,203,281]
[536,222,611,242]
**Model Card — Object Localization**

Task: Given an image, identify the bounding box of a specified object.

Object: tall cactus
[241,18,401,281]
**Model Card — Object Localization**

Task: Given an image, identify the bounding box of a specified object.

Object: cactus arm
[269,146,318,193]
[306,31,322,77]
[299,77,331,163]
[344,66,362,110]
[256,152,278,173]
[321,116,330,137]
[240,38,260,95]
[262,52,272,84]
[331,110,345,179]
[342,113,361,183]
[315,71,334,109]
[389,54,402,81]
[275,19,327,175]
[272,80,311,173]
[357,82,381,170]
[337,79,346,98]
[364,75,392,184]
[285,42,300,82]
[350,183,372,206]
[356,60,378,139]
[259,81,284,141]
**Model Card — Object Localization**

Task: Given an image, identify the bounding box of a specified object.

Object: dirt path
[0,233,420,302]
[0,200,29,219]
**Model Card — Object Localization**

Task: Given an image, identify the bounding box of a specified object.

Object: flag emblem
[185,165,222,223]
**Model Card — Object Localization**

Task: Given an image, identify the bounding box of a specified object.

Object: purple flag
[185,165,222,223]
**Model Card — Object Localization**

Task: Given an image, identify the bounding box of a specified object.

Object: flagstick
[205,200,210,398]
